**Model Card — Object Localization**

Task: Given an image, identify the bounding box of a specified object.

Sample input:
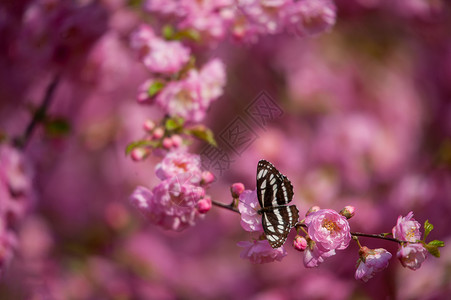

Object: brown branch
[211,200,240,213]
[14,73,61,149]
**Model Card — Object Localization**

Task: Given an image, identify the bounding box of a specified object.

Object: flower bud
[171,134,183,148]
[340,205,356,219]
[306,205,320,216]
[230,182,245,198]
[143,119,155,132]
[293,236,308,252]
[201,171,215,185]
[197,196,212,214]
[152,127,164,139]
[162,137,173,149]
[131,147,149,161]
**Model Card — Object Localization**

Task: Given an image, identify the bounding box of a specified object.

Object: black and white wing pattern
[257,160,299,248]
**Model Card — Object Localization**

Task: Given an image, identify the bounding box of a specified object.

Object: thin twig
[211,200,240,213]
[15,73,61,149]
[351,232,408,244]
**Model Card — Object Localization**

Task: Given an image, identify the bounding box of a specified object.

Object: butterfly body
[256,160,299,248]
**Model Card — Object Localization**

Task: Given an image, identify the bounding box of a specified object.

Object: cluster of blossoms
[130,151,215,231]
[231,182,441,282]
[130,24,226,123]
[144,0,336,42]
[0,145,33,278]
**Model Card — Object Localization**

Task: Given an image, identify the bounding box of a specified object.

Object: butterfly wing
[262,205,300,248]
[256,160,294,208]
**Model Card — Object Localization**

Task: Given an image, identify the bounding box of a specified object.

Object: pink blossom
[340,205,356,219]
[303,240,336,268]
[130,25,190,74]
[237,240,287,264]
[197,196,212,214]
[397,243,427,270]
[155,70,205,122]
[286,0,336,37]
[392,211,421,242]
[129,175,206,231]
[199,58,226,104]
[238,189,262,232]
[304,209,351,253]
[155,151,202,183]
[177,0,235,41]
[355,247,392,282]
[136,79,156,103]
[230,182,245,198]
[293,236,307,251]
[200,171,215,185]
[130,148,150,161]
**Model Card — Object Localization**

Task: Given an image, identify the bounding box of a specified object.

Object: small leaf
[428,240,445,247]
[125,140,158,155]
[172,29,201,42]
[148,81,165,97]
[165,117,184,131]
[424,240,445,258]
[44,118,71,138]
[424,244,441,258]
[185,125,216,146]
[162,25,175,40]
[423,220,434,240]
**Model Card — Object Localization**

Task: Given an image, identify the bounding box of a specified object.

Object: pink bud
[171,134,183,148]
[340,205,356,219]
[201,171,215,185]
[230,182,245,198]
[162,137,173,149]
[152,127,164,139]
[293,236,308,252]
[306,205,320,216]
[143,120,155,131]
[131,148,149,161]
[197,196,212,214]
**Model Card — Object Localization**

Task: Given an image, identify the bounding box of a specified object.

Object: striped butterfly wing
[256,160,294,208]
[261,205,300,248]
[256,160,299,248]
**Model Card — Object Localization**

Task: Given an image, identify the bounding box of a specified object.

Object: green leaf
[423,220,434,240]
[44,118,71,138]
[125,140,158,155]
[172,29,201,42]
[148,81,165,97]
[162,25,175,40]
[428,240,445,247]
[424,240,445,258]
[185,125,216,146]
[165,117,184,131]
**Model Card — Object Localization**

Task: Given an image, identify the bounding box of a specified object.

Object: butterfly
[256,160,299,248]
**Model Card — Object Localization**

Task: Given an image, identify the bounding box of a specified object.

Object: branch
[14,73,61,149]
[351,232,409,244]
[211,200,240,213]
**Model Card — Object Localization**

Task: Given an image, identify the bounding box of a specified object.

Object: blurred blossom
[286,0,336,37]
[355,246,392,282]
[197,196,212,213]
[237,240,287,264]
[238,189,262,232]
[130,24,190,74]
[130,175,206,231]
[0,145,33,277]
[155,151,202,182]
[155,58,226,122]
